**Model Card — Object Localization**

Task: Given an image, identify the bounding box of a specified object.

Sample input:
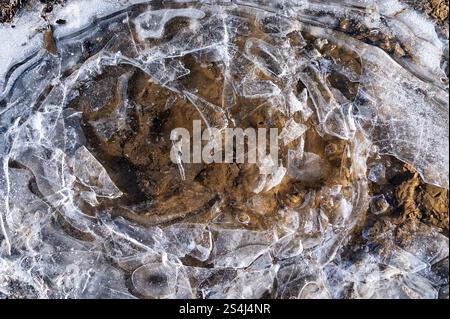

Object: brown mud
[65,22,448,264]
[343,156,449,279]
[72,58,353,231]
[368,159,448,234]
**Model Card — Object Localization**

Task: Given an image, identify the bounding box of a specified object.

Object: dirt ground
[366,158,449,244]
[0,0,57,23]
[72,58,355,230]
[0,0,21,23]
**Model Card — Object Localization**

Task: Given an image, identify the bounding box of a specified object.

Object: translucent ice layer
[0,0,448,299]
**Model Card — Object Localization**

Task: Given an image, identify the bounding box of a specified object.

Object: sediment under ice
[0,0,448,298]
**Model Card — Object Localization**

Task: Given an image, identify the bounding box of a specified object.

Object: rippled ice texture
[0,0,448,298]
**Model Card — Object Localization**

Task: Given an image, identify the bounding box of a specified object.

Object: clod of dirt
[43,25,57,54]
[0,0,23,23]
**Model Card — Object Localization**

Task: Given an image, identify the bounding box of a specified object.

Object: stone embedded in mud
[370,195,391,215]
[368,163,386,185]
[0,0,448,299]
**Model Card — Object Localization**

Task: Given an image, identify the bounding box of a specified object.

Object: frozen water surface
[0,0,448,298]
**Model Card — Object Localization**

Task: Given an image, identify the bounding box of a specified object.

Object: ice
[398,223,449,266]
[320,186,353,225]
[279,119,307,145]
[0,0,448,299]
[0,5,44,90]
[134,9,206,39]
[50,0,124,37]
[358,49,449,188]
[387,247,429,274]
[253,155,287,193]
[244,38,288,77]
[324,249,442,299]
[288,152,329,183]
[257,154,277,177]
[170,139,187,181]
[213,244,269,268]
[184,91,228,130]
[211,228,273,268]
[72,146,122,199]
[304,24,448,187]
[272,233,304,259]
[215,267,278,298]
[287,88,313,120]
[131,262,188,298]
[185,265,278,299]
[323,104,357,140]
[163,224,213,262]
[368,163,386,184]
[242,80,281,99]
[276,256,329,299]
[377,0,446,84]
[264,165,287,192]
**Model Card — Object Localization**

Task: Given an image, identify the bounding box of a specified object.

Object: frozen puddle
[0,0,448,298]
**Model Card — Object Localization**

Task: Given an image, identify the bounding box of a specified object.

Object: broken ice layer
[279,119,307,145]
[0,0,448,299]
[134,9,206,39]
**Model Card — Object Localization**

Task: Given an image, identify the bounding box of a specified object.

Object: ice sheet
[0,0,447,299]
